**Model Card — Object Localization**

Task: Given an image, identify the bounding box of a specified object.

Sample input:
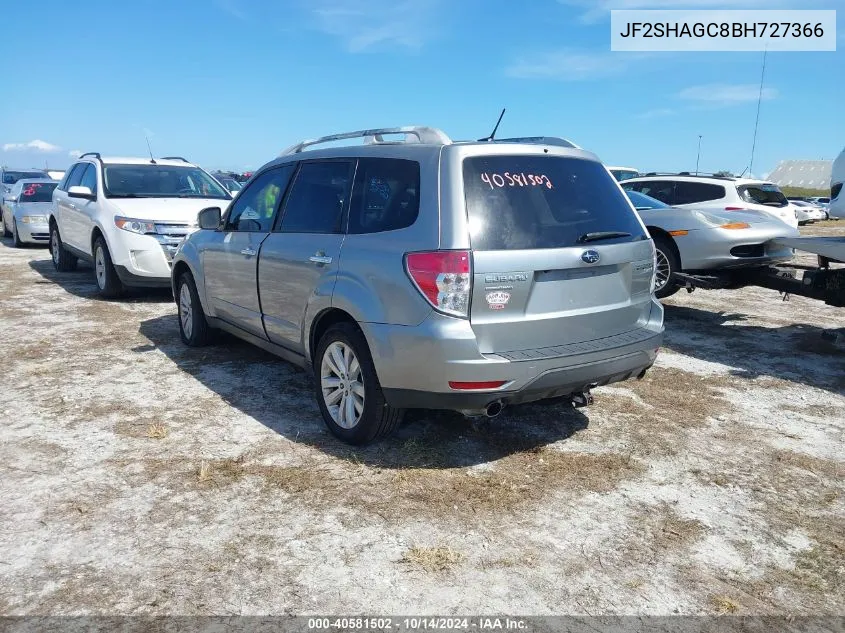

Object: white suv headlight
[115,217,156,234]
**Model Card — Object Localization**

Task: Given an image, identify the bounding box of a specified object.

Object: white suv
[622,173,799,229]
[49,154,232,297]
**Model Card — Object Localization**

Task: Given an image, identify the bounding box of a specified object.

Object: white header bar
[611,10,836,52]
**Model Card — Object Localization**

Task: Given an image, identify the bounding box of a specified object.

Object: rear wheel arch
[309,308,360,366]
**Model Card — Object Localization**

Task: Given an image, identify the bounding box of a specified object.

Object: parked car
[623,173,799,229]
[219,177,243,196]
[48,154,232,297]
[172,126,664,444]
[2,179,57,246]
[807,196,830,207]
[790,200,827,224]
[624,190,797,298]
[1,167,48,196]
[828,147,844,220]
[607,166,639,181]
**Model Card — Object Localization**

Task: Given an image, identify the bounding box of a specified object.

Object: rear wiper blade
[577,231,632,243]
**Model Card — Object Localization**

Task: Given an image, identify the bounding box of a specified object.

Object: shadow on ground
[28,258,172,303]
[663,304,845,395]
[138,314,590,468]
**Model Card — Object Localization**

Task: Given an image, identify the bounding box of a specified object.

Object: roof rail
[491,136,580,149]
[161,156,190,163]
[640,171,737,180]
[79,152,101,161]
[280,126,452,156]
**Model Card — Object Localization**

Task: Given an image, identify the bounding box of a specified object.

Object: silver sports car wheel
[320,341,365,430]
[654,248,671,291]
[179,283,193,339]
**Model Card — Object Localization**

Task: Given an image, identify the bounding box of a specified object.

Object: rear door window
[348,158,420,234]
[738,184,788,207]
[278,161,353,234]
[463,155,646,250]
[624,180,675,205]
[674,181,725,204]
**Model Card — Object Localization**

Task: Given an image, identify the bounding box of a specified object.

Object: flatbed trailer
[673,236,845,308]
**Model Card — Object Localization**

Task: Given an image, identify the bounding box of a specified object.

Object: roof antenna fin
[478,108,506,142]
[145,134,157,164]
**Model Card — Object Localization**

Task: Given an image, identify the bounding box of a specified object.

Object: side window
[64,164,86,190]
[349,158,420,234]
[674,182,725,205]
[225,165,294,232]
[278,161,353,234]
[79,164,98,196]
[637,180,675,205]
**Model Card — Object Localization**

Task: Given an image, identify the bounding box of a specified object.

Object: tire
[652,235,681,299]
[176,271,211,346]
[314,322,404,445]
[49,223,78,272]
[2,214,10,238]
[92,236,124,298]
[11,219,23,248]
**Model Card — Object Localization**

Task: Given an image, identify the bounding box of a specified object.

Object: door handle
[309,255,332,265]
[240,248,257,256]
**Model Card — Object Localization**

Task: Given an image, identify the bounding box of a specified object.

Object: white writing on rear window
[480,172,553,190]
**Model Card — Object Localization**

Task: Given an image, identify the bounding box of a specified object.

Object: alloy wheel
[51,230,60,264]
[654,249,671,291]
[179,283,194,339]
[320,341,365,429]
[95,246,106,289]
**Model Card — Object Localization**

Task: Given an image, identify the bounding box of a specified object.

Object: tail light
[405,250,471,317]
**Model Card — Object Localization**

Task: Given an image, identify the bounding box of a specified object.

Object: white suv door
[54,163,86,249]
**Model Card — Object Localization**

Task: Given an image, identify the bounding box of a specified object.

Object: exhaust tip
[485,401,504,418]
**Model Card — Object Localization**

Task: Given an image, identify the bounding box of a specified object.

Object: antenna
[145,134,157,164]
[748,47,767,177]
[478,108,506,142]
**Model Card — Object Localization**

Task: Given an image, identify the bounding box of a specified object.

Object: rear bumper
[364,299,664,412]
[383,348,658,410]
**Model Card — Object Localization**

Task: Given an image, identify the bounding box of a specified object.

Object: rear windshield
[738,184,787,207]
[3,171,45,185]
[19,182,57,202]
[463,156,646,250]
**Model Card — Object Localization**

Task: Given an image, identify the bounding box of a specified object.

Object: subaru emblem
[581,249,601,264]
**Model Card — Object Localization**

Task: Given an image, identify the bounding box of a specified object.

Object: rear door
[259,160,353,352]
[202,166,294,337]
[462,155,656,355]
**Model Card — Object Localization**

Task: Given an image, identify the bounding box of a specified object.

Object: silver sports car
[625,190,798,298]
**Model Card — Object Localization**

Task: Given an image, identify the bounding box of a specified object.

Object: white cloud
[679,83,777,104]
[559,0,821,23]
[2,139,62,153]
[312,0,440,52]
[505,50,646,81]
[68,150,82,158]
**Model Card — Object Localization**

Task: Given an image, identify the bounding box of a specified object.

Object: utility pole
[695,135,702,175]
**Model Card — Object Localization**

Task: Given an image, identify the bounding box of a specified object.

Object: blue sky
[1,0,842,177]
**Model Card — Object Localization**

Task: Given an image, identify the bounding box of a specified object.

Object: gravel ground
[0,225,843,616]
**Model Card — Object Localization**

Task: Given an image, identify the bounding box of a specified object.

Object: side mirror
[68,185,95,200]
[198,206,222,230]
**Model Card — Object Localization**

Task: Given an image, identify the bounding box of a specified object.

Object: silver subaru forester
[171,126,664,444]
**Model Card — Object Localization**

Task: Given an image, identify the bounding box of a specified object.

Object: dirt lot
[1,225,843,616]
